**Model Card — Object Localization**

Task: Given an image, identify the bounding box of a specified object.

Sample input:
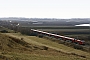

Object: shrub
[0,30,8,33]
[74,45,83,50]
[42,46,48,50]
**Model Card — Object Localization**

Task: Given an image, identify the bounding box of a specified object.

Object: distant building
[75,24,90,26]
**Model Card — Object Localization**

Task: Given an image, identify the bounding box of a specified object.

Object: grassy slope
[3,33,90,60]
[27,36,90,56]
[0,52,85,60]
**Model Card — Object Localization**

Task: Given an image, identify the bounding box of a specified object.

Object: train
[31,29,85,45]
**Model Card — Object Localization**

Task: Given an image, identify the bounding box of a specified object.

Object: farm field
[20,26,90,33]
[0,26,9,31]
[3,33,90,60]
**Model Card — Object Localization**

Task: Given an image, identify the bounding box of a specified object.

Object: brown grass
[0,33,89,60]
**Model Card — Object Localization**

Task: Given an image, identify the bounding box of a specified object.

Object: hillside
[0,33,51,60]
[0,33,90,60]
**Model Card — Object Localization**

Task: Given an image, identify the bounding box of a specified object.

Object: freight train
[31,29,85,45]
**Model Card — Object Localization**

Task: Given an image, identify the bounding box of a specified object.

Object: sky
[0,0,90,18]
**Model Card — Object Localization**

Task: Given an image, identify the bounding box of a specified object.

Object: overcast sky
[0,0,90,18]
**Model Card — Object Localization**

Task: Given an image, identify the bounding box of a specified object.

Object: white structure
[75,24,90,26]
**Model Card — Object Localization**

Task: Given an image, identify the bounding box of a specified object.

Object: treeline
[18,27,36,36]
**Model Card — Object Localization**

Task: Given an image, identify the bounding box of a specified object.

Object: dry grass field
[0,33,89,60]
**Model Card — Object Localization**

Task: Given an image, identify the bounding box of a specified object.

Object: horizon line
[0,17,90,19]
